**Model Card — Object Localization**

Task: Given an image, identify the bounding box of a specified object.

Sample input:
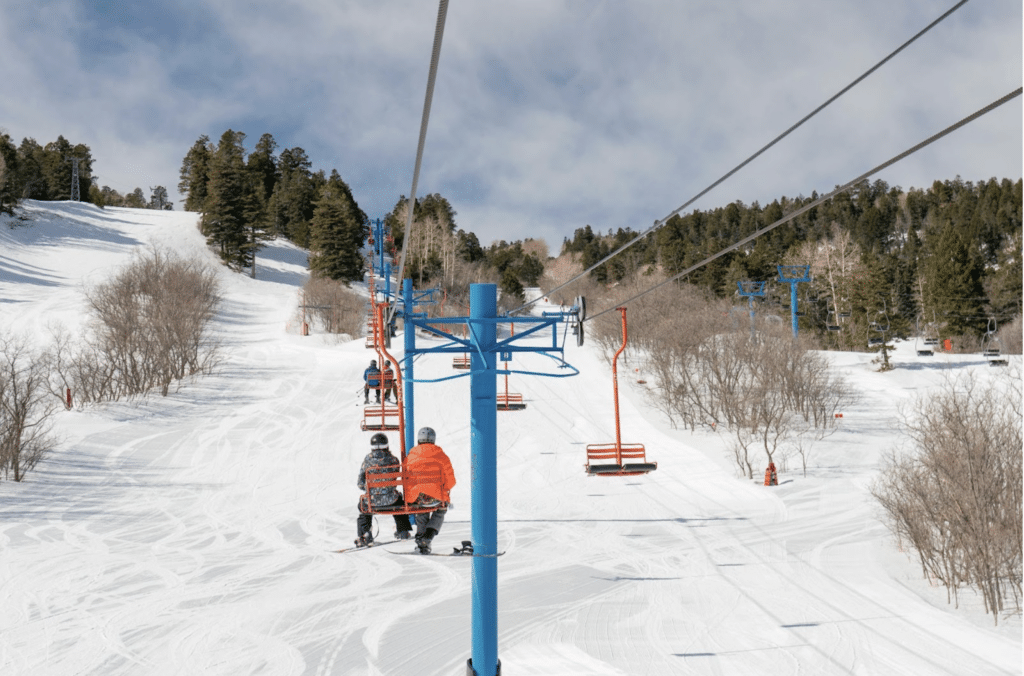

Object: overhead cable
[519,0,971,312]
[390,0,449,324]
[585,87,1023,323]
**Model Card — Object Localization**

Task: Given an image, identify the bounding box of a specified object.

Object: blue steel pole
[790,282,799,338]
[376,219,385,277]
[748,296,755,340]
[385,262,392,303]
[403,279,415,457]
[469,283,498,676]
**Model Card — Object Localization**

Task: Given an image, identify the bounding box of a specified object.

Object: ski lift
[497,323,526,411]
[361,401,401,431]
[361,462,449,517]
[363,308,404,430]
[452,324,471,369]
[983,318,1008,366]
[915,316,933,357]
[585,307,657,477]
[826,310,841,332]
[868,306,890,349]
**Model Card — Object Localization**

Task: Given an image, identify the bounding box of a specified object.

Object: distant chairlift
[826,310,841,332]
[496,323,526,411]
[362,307,401,431]
[915,317,934,357]
[983,318,1008,366]
[585,307,657,477]
[868,307,890,349]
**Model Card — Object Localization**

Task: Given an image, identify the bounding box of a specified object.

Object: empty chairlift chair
[983,318,1008,366]
[585,307,657,477]
[497,323,526,411]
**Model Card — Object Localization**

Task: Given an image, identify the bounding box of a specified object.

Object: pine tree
[268,147,317,247]
[178,135,214,212]
[307,170,368,281]
[201,130,249,268]
[0,133,19,214]
[149,186,173,210]
[922,221,986,337]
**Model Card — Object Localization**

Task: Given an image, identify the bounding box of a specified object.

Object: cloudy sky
[2,1,1020,250]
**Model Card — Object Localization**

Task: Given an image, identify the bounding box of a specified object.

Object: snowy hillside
[0,201,1019,675]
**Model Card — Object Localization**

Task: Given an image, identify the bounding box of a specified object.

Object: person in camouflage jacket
[355,433,412,546]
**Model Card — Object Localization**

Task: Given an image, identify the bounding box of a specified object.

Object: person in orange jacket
[405,426,456,554]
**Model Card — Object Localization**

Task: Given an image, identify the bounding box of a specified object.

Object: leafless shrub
[0,333,58,481]
[301,275,366,337]
[998,315,1022,355]
[872,369,1022,624]
[586,279,855,478]
[49,248,220,403]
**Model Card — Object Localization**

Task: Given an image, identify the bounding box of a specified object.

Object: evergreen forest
[562,178,1022,349]
[3,126,1019,350]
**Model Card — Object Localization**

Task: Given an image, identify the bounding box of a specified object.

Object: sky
[1,0,1021,250]
[0,200,1020,674]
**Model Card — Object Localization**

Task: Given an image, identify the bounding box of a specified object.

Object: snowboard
[332,539,403,554]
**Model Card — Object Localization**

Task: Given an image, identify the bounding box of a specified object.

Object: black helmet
[370,433,389,450]
[385,360,391,366]
[417,427,436,444]
[370,359,377,366]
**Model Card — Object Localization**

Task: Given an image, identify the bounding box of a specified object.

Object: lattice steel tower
[67,156,83,201]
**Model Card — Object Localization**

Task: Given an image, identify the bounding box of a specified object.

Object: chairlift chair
[497,323,526,411]
[361,462,449,517]
[452,324,471,369]
[826,310,841,332]
[585,308,657,477]
[983,318,1008,366]
[915,317,934,356]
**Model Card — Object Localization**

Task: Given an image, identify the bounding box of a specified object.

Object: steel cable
[585,86,1023,322]
[518,0,971,313]
[390,0,449,324]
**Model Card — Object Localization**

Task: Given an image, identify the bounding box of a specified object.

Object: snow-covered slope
[0,201,1019,675]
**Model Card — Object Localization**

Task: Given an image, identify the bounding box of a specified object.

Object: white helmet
[417,427,436,444]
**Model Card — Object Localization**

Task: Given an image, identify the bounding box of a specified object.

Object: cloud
[0,0,1019,248]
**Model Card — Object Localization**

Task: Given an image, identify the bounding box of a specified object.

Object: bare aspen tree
[301,276,366,337]
[0,333,57,481]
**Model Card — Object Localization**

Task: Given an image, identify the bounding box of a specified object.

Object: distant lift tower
[737,281,766,339]
[67,156,84,202]
[776,265,811,338]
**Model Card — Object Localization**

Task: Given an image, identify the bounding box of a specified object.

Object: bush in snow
[872,369,1022,624]
[0,333,57,481]
[300,276,365,338]
[49,248,221,402]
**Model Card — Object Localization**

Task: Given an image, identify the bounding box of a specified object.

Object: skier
[363,359,381,404]
[356,432,413,546]
[381,360,396,403]
[405,427,456,554]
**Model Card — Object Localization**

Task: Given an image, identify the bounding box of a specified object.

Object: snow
[0,200,1020,675]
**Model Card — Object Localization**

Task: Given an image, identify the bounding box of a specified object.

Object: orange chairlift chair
[496,322,526,411]
[362,306,401,431]
[585,307,657,476]
[359,347,454,517]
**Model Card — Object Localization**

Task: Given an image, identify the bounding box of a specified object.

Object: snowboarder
[356,432,413,546]
[363,359,381,404]
[381,360,396,403]
[405,427,456,554]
